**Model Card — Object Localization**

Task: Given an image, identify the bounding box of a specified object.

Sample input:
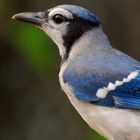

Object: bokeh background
[0,0,140,140]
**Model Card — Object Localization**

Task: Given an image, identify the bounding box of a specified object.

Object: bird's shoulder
[62,47,140,109]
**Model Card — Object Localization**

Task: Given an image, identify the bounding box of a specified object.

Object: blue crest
[57,5,101,25]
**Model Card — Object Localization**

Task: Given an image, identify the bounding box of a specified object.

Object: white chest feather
[59,63,140,140]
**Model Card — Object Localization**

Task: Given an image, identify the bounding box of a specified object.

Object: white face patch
[42,7,73,58]
[49,8,73,20]
[43,25,66,57]
[96,71,139,98]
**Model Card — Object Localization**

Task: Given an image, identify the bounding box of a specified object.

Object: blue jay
[12,5,140,140]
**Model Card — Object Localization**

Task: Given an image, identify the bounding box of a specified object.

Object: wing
[110,71,140,109]
[63,48,140,109]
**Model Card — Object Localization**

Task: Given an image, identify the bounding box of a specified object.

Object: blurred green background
[0,0,140,140]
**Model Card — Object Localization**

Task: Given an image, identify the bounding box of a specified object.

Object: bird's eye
[52,14,65,24]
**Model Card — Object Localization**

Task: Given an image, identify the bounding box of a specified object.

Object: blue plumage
[63,64,140,108]
[110,71,140,109]
[57,5,100,25]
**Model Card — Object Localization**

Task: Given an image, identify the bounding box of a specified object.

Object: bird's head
[12,5,101,61]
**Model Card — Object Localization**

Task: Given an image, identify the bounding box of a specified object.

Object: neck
[67,27,111,60]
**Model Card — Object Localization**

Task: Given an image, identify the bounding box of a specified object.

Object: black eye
[52,14,65,24]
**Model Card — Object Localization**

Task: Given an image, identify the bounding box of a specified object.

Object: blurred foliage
[8,24,55,75]
[87,130,106,140]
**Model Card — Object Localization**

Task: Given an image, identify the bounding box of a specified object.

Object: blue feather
[62,44,140,108]
[113,96,140,109]
[110,70,140,108]
[57,5,100,25]
[63,67,140,108]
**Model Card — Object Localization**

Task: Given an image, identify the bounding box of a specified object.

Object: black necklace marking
[62,15,100,62]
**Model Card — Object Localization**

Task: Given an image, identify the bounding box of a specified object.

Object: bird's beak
[12,12,46,26]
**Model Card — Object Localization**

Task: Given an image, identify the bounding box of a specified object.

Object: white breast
[59,62,140,140]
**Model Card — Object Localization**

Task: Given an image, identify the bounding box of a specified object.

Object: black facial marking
[62,16,100,61]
